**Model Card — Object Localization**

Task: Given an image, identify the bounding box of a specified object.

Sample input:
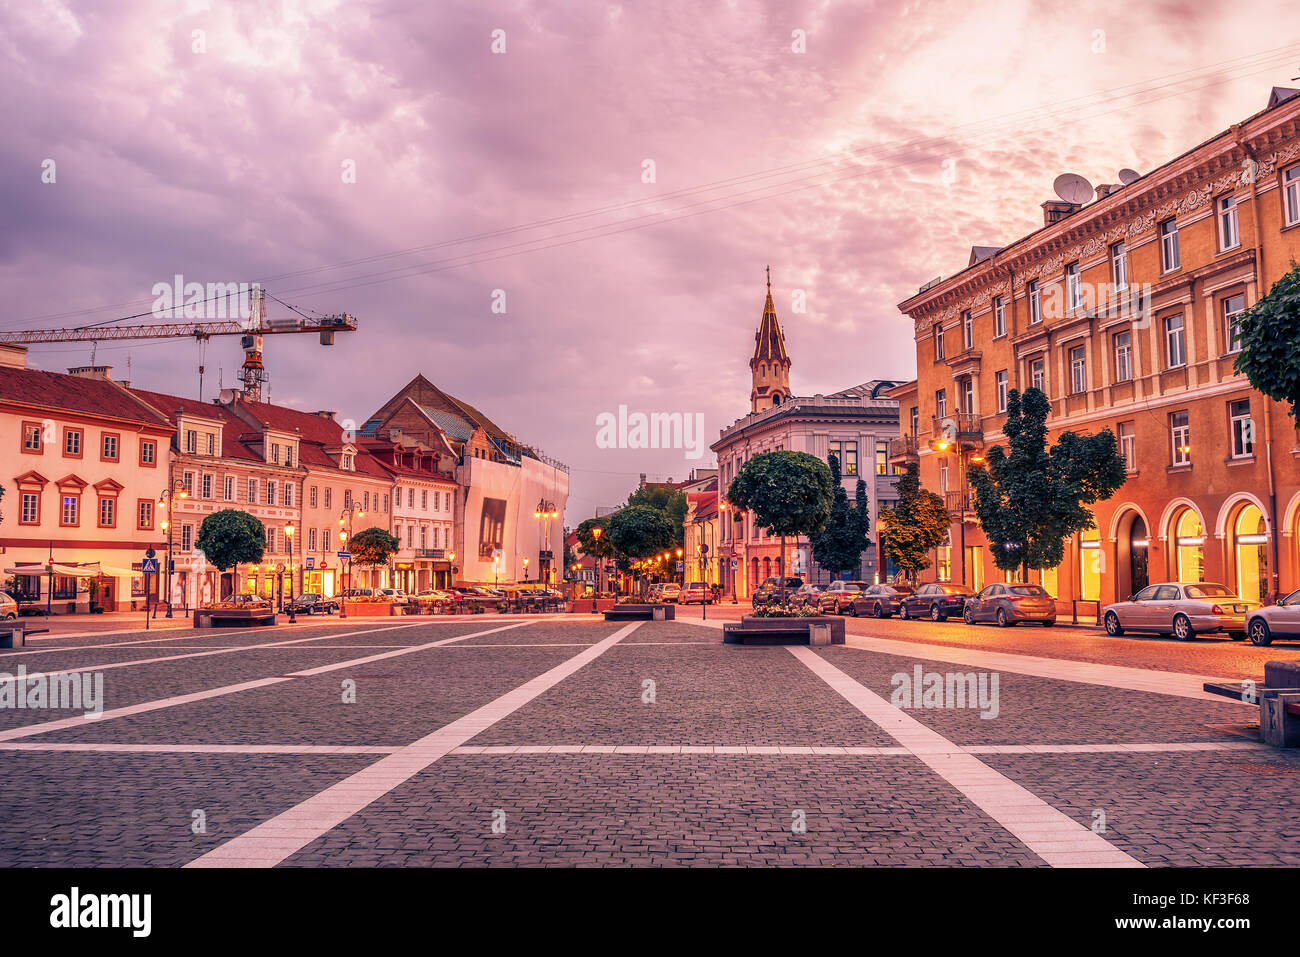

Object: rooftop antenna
[1118,168,1140,185]
[1053,172,1095,204]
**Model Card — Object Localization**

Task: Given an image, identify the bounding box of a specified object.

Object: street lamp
[522,556,530,582]
[591,525,604,597]
[534,499,559,585]
[157,481,189,618]
[337,502,365,618]
[284,523,296,623]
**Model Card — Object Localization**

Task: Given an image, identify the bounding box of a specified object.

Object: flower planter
[722,615,845,645]
[603,603,675,622]
[342,600,395,617]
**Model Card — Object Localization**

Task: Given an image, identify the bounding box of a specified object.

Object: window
[408,488,415,509]
[310,486,318,507]
[407,526,414,547]
[341,453,354,471]
[445,492,451,512]
[138,500,154,529]
[309,528,318,551]
[185,430,197,454]
[1065,262,1081,310]
[201,473,213,499]
[993,297,1006,337]
[224,475,235,501]
[101,433,119,461]
[934,326,946,360]
[938,462,949,494]
[64,429,82,457]
[828,440,841,468]
[1159,218,1180,271]
[1114,331,1132,382]
[182,524,193,550]
[960,376,974,413]
[421,490,429,510]
[995,370,1008,413]
[98,497,115,528]
[247,478,258,504]
[206,433,215,455]
[1111,241,1127,290]
[140,440,156,466]
[1285,165,1300,227]
[283,483,293,507]
[1028,280,1042,324]
[961,311,973,350]
[182,471,194,495]
[23,422,42,452]
[909,406,919,436]
[363,491,371,512]
[875,440,889,475]
[284,446,293,467]
[420,526,427,548]
[1165,314,1186,368]
[266,480,276,505]
[1170,411,1190,466]
[20,492,39,525]
[324,488,332,509]
[1069,345,1087,394]
[384,494,390,513]
[271,443,281,465]
[843,441,858,475]
[1117,422,1136,472]
[935,389,947,418]
[1217,194,1240,250]
[1230,399,1254,458]
[1223,294,1246,354]
[1029,357,1045,392]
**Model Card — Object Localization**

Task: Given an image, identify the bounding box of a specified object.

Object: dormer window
[341,453,354,471]
[271,443,281,465]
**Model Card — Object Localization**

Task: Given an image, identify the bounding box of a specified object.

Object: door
[1124,584,1160,628]
[1149,584,1182,632]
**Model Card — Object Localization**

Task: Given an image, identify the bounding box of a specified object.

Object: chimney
[1041,200,1082,226]
[1094,183,1119,199]
[0,343,28,369]
[67,365,113,380]
[639,472,647,486]
[313,411,336,421]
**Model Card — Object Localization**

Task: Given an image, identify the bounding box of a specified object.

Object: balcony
[945,346,982,376]
[888,434,920,464]
[931,412,984,450]
[944,489,976,518]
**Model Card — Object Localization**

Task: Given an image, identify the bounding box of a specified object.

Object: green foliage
[726,451,835,539]
[607,505,676,561]
[348,526,400,567]
[809,454,872,577]
[626,484,688,544]
[1234,262,1300,417]
[196,509,266,572]
[878,461,950,579]
[968,388,1127,575]
[575,516,614,559]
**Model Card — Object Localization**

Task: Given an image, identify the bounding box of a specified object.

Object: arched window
[771,393,782,405]
[1172,508,1204,582]
[1078,527,1101,600]
[1233,503,1268,601]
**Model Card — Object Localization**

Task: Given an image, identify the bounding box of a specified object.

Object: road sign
[141,557,159,574]
[676,561,684,572]
[337,551,351,559]
[305,557,316,571]
[730,559,738,570]
[145,547,156,559]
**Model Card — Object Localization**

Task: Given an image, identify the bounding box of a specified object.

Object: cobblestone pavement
[0,615,1292,867]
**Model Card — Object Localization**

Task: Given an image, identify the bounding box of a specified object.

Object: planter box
[342,601,395,617]
[194,608,278,628]
[722,615,845,645]
[603,603,676,622]
[583,598,618,614]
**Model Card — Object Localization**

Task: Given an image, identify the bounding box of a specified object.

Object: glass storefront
[1078,528,1101,601]
[1173,508,1205,582]
[1233,504,1268,602]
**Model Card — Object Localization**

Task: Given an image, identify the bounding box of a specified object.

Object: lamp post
[157,481,189,618]
[591,525,604,597]
[337,501,365,618]
[522,556,530,582]
[284,523,296,623]
[534,499,558,585]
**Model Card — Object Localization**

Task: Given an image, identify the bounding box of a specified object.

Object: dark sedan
[287,592,338,615]
[962,583,1055,627]
[899,582,976,621]
[851,583,916,618]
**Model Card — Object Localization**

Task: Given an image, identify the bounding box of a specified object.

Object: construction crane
[1,287,356,402]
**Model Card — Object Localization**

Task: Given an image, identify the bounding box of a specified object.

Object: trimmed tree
[607,505,676,596]
[726,451,835,600]
[625,483,688,545]
[575,516,614,560]
[878,461,950,582]
[348,526,400,574]
[1233,261,1300,416]
[196,509,266,598]
[968,387,1127,581]
[808,453,872,580]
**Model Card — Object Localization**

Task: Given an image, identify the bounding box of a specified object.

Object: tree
[575,516,614,560]
[348,526,400,568]
[196,509,266,595]
[607,505,676,595]
[625,484,688,545]
[968,387,1127,580]
[727,451,835,599]
[808,453,872,579]
[878,461,950,582]
[1234,261,1300,417]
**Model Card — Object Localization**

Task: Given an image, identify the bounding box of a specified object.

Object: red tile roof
[127,388,261,461]
[229,398,390,479]
[0,368,170,427]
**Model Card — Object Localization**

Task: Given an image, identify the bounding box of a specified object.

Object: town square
[2,0,1299,942]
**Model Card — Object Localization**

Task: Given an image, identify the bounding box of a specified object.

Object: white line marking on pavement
[0,620,533,743]
[0,742,398,755]
[185,621,643,868]
[788,645,1145,868]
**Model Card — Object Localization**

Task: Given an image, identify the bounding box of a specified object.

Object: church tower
[750,266,791,413]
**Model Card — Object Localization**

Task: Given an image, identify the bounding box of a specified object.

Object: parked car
[376,588,410,606]
[752,577,804,607]
[646,583,665,602]
[679,582,713,605]
[817,580,870,615]
[416,589,456,608]
[1244,589,1300,646]
[659,583,682,602]
[287,592,338,615]
[900,582,976,621]
[0,592,17,620]
[1102,582,1259,640]
[342,588,374,598]
[232,593,273,608]
[851,583,915,618]
[791,583,824,608]
[962,583,1056,627]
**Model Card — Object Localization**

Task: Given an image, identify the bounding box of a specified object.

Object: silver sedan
[1102,582,1259,641]
[1244,588,1300,646]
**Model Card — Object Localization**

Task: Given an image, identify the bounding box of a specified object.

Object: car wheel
[900,604,911,620]
[930,604,944,622]
[1172,614,1193,641]
[1042,620,1055,627]
[847,602,857,617]
[2,612,14,621]
[963,607,975,625]
[1227,631,1246,642]
[1248,618,1273,647]
[874,602,886,619]
[996,608,1011,628]
[1104,612,1124,637]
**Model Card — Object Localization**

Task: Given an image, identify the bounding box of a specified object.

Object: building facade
[895,87,1300,610]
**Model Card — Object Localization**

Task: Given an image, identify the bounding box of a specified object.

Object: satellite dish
[1054,173,1095,204]
[1118,168,1140,185]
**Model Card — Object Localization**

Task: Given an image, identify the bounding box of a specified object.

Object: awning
[3,561,136,577]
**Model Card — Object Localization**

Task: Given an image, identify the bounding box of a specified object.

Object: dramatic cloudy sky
[3,0,1297,520]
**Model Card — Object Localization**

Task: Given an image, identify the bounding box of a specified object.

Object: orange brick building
[893,88,1300,615]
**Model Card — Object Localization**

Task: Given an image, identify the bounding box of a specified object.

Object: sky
[3,0,1298,523]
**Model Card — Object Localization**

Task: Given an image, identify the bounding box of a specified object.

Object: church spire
[750,267,791,413]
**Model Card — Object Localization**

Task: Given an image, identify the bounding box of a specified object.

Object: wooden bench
[1204,661,1300,747]
[0,625,50,649]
